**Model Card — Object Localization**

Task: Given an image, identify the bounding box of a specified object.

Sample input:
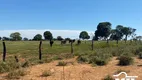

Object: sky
[0,0,142,39]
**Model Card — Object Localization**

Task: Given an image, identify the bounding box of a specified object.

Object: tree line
[0,22,141,42]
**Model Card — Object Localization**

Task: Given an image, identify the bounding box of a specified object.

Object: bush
[89,56,109,66]
[0,61,20,73]
[6,68,27,79]
[77,55,89,63]
[135,46,142,55]
[22,61,30,68]
[57,61,67,66]
[138,52,142,59]
[41,70,52,77]
[103,75,114,80]
[118,56,134,66]
[89,52,111,66]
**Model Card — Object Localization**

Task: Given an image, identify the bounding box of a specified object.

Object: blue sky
[0,0,142,38]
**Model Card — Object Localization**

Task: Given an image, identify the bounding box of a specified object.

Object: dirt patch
[1,57,142,80]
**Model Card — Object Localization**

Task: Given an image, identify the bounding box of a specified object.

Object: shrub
[138,52,142,59]
[89,56,109,66]
[0,61,20,73]
[103,75,114,80]
[118,56,134,66]
[89,52,111,66]
[57,61,67,66]
[77,55,89,63]
[22,61,30,68]
[41,70,52,77]
[6,68,27,79]
[135,46,142,55]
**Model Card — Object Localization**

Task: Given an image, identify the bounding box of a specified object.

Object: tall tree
[57,36,63,41]
[23,37,29,41]
[110,29,123,44]
[79,31,90,40]
[33,34,42,41]
[121,27,136,43]
[43,31,53,40]
[94,22,111,42]
[10,32,22,41]
[0,37,1,40]
[2,37,10,41]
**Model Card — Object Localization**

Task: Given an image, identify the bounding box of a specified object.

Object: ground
[1,57,142,80]
[0,41,141,80]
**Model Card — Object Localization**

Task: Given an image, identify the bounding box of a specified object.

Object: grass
[41,70,53,77]
[6,68,27,79]
[0,40,141,73]
[57,61,67,66]
[103,75,114,80]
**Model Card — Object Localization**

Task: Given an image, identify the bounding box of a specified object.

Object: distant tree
[94,22,111,42]
[43,31,53,40]
[10,32,22,41]
[121,27,136,43]
[53,38,57,41]
[65,38,71,41]
[136,36,142,41]
[57,36,63,41]
[0,37,1,40]
[33,34,42,41]
[2,37,10,41]
[23,37,29,41]
[110,25,124,44]
[79,31,90,40]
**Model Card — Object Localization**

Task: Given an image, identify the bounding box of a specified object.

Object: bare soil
[1,57,142,80]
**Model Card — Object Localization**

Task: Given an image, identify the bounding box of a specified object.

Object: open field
[0,41,142,80]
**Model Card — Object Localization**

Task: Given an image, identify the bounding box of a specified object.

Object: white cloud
[0,29,94,39]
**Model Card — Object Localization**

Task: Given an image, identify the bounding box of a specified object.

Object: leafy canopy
[43,31,53,40]
[79,31,90,40]
[10,32,22,41]
[94,22,111,40]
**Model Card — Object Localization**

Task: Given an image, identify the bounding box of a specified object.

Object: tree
[110,25,124,44]
[2,37,10,41]
[79,31,90,40]
[10,32,22,41]
[121,27,136,43]
[23,37,29,41]
[94,22,111,41]
[33,34,42,41]
[65,38,71,41]
[0,37,1,40]
[57,36,63,41]
[43,31,53,40]
[136,36,142,41]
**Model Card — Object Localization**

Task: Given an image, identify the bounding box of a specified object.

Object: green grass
[0,40,141,73]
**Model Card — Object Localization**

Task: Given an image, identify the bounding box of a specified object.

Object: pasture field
[0,40,142,80]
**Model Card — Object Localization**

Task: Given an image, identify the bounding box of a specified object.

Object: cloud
[0,29,94,39]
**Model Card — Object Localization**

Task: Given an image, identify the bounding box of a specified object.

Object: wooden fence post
[2,41,6,62]
[39,41,42,60]
[91,40,94,50]
[15,56,19,63]
[71,41,73,54]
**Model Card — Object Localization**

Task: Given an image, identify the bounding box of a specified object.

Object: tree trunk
[107,39,109,44]
[2,41,6,62]
[71,42,73,54]
[91,40,94,50]
[39,41,42,60]
[125,35,128,43]
[116,40,118,44]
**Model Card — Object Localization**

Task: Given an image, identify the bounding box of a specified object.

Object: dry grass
[0,57,139,80]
